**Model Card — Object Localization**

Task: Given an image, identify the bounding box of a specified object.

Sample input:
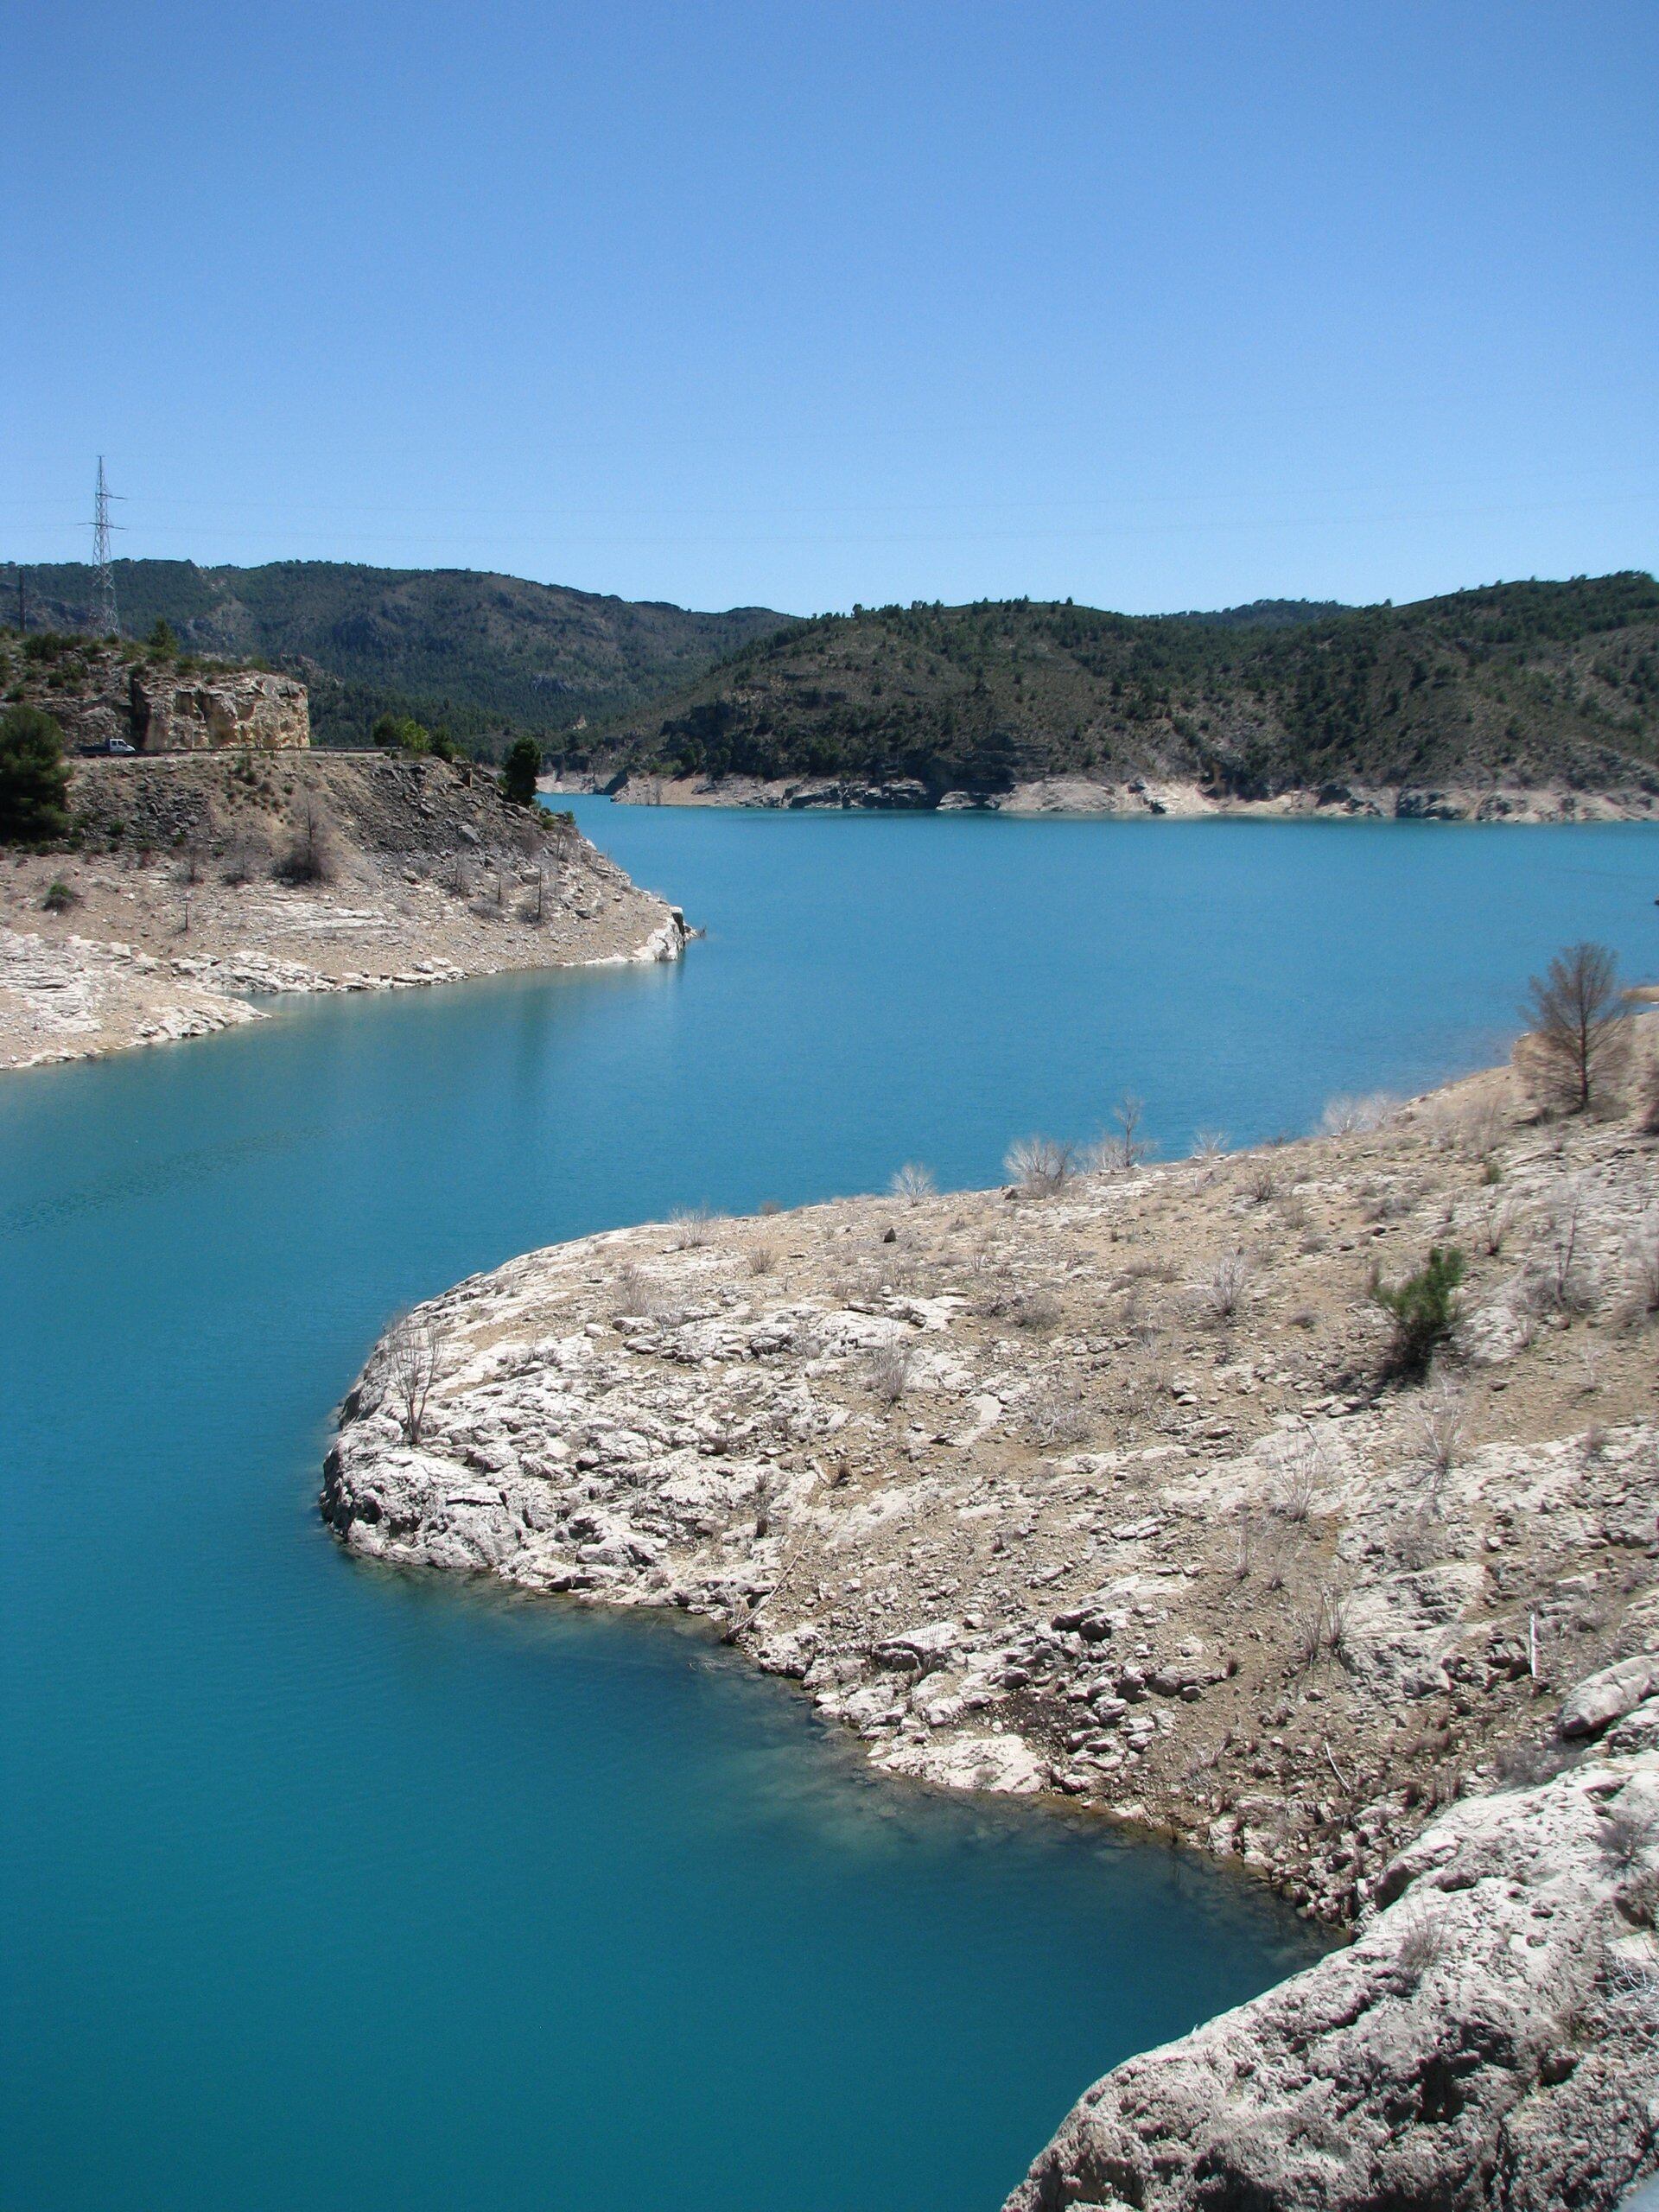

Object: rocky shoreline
[321,1042,1659,2204]
[0,753,685,1071]
[547,769,1659,822]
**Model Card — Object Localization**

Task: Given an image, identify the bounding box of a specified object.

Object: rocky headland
[321,1026,1659,2202]
[0,750,684,1070]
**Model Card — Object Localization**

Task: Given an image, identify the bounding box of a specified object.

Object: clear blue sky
[5,0,1656,615]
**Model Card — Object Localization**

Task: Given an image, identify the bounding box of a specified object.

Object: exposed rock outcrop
[130,666,308,751]
[1006,1719,1659,2210]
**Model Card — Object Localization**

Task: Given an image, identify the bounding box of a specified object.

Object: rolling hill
[8,560,789,749]
[591,573,1659,804]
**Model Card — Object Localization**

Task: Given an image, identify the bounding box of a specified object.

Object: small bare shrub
[889,1161,937,1203]
[1389,1904,1451,1992]
[1599,1805,1656,1870]
[867,1343,917,1403]
[1025,1381,1091,1448]
[747,1242,778,1276]
[1413,1372,1468,1507]
[1013,1287,1063,1332]
[1089,1093,1156,1175]
[1243,1159,1279,1205]
[1273,1431,1330,1522]
[384,1312,445,1445]
[273,795,335,885]
[1289,1581,1349,1671]
[1523,1180,1593,1315]
[1193,1249,1251,1325]
[671,1205,717,1249]
[1471,1192,1515,1256]
[1191,1128,1229,1164]
[1625,1217,1659,1316]
[1005,1135,1076,1197]
[1320,1091,1400,1137]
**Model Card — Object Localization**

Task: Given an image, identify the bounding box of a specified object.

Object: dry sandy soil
[0,752,684,1070]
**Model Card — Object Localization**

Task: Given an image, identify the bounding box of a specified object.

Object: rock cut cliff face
[130,666,308,751]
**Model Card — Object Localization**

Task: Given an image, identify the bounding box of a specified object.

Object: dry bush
[1190,1128,1230,1164]
[1624,1217,1659,1317]
[1282,1433,1336,1522]
[384,1311,445,1445]
[671,1205,718,1249]
[1471,1192,1515,1256]
[613,1262,665,1318]
[273,795,336,885]
[1013,1287,1063,1332]
[1522,1180,1594,1315]
[747,1241,779,1276]
[1493,1736,1573,1791]
[1192,1248,1251,1325]
[889,1161,937,1203]
[1441,1091,1508,1161]
[1413,1372,1469,1507]
[1389,1904,1451,1992]
[1243,1159,1279,1205]
[1289,1581,1351,1671]
[1025,1381,1091,1448]
[219,829,270,886]
[1599,1805,1656,1870]
[1320,1091,1401,1137]
[866,1343,917,1402]
[1272,1431,1331,1522]
[1087,1093,1157,1175]
[1005,1135,1076,1197]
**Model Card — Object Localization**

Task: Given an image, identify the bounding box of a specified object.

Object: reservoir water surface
[4,808,1656,2211]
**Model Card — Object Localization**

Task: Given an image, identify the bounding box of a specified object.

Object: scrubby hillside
[10,561,789,749]
[597,573,1659,807]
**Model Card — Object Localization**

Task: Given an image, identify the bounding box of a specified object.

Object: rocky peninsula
[0,749,684,1070]
[322,1034,1659,2204]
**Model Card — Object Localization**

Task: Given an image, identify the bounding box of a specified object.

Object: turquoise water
[3,809,1655,2212]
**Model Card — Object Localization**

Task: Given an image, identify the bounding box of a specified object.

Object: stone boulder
[1560,1655,1659,1741]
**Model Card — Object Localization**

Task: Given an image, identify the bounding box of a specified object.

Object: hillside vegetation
[597,573,1659,803]
[11,561,786,750]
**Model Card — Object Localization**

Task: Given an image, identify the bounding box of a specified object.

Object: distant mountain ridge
[8,560,789,748]
[594,573,1659,804]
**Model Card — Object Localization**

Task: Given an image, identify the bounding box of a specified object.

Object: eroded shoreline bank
[546,768,1659,822]
[0,753,686,1071]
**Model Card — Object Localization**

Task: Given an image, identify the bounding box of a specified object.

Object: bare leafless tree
[385,1312,445,1445]
[1516,942,1628,1113]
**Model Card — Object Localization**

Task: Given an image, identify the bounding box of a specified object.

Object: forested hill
[8,560,787,749]
[595,574,1659,800]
